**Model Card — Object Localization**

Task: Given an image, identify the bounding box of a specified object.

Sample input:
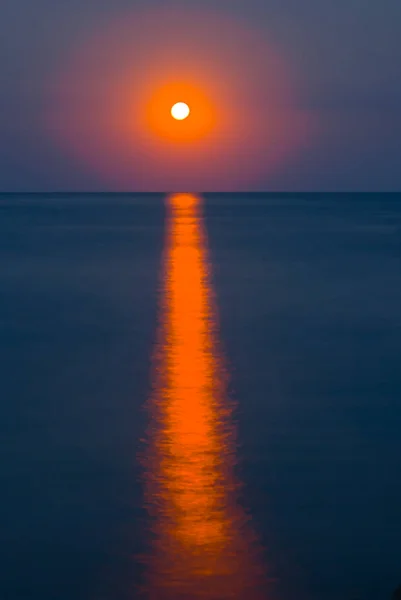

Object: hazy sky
[1,0,400,191]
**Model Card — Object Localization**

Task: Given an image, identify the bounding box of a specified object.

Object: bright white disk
[171,102,190,120]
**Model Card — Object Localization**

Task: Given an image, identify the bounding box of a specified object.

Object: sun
[171,102,190,121]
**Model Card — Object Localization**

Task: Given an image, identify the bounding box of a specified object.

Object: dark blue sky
[1,0,400,191]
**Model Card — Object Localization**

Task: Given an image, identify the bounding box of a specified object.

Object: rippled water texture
[1,193,400,600]
[142,194,266,599]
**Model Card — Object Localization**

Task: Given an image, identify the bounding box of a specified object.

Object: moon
[171,102,190,121]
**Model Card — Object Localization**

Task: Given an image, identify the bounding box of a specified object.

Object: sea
[1,192,400,600]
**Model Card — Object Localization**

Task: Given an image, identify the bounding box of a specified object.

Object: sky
[1,0,400,191]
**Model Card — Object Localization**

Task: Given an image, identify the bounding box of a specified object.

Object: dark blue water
[1,193,400,600]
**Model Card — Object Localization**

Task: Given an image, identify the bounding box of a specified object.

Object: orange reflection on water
[143,194,266,599]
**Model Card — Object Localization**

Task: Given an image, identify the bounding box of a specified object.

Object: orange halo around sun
[48,6,312,190]
[144,82,216,144]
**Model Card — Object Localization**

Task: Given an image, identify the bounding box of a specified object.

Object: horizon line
[1,190,401,196]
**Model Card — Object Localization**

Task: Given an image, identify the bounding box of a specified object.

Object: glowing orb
[171,102,190,121]
[48,6,313,190]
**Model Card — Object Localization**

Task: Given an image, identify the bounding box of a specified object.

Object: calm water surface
[1,193,400,600]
